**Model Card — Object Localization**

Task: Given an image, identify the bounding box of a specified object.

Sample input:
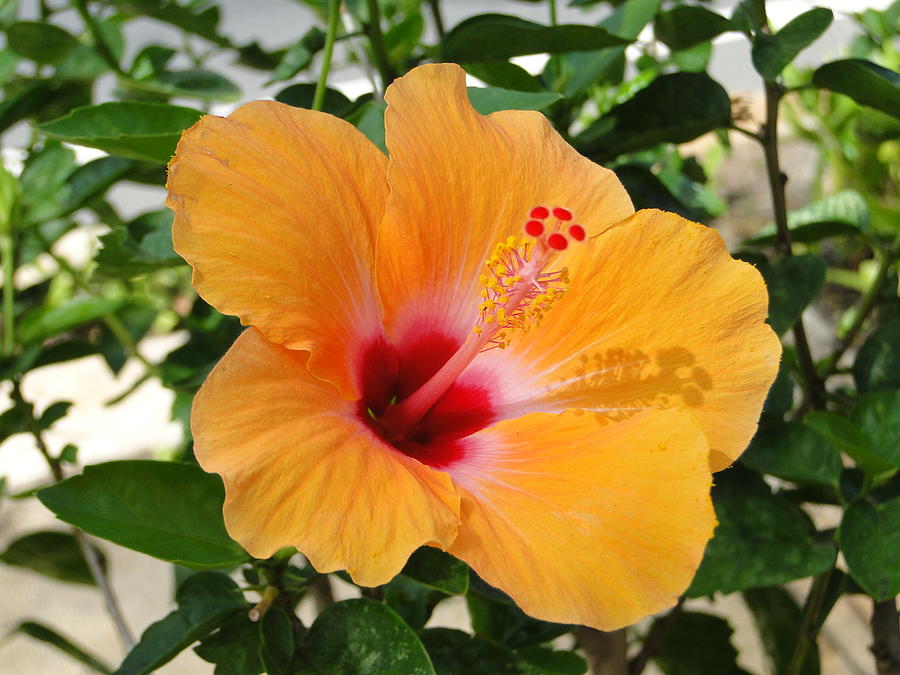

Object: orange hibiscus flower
[166,64,780,630]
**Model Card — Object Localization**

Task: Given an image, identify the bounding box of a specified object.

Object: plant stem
[11,382,136,650]
[871,598,900,675]
[427,0,445,38]
[629,599,684,674]
[819,246,895,377]
[549,0,558,26]
[574,627,628,675]
[785,569,832,675]
[73,0,126,76]
[365,0,396,94]
[1,231,14,357]
[313,0,342,112]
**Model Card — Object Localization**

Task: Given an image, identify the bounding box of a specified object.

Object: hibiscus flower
[166,63,780,630]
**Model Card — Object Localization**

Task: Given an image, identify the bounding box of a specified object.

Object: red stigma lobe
[530,206,549,219]
[547,233,568,250]
[525,220,545,236]
[552,207,572,221]
[569,224,586,241]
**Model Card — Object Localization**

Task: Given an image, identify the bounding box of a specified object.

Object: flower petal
[446,408,715,631]
[377,63,633,345]
[491,209,781,471]
[168,101,389,398]
[192,328,460,586]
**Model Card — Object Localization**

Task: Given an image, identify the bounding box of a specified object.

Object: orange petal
[192,328,460,586]
[377,63,633,345]
[491,210,781,471]
[446,408,715,630]
[168,101,389,398]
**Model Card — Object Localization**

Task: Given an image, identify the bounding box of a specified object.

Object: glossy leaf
[575,73,732,161]
[419,628,523,674]
[752,8,833,81]
[0,530,103,586]
[299,599,434,674]
[655,6,733,50]
[852,390,900,470]
[746,190,868,246]
[37,461,247,568]
[463,61,542,92]
[854,319,900,393]
[15,621,112,674]
[259,606,294,675]
[401,546,469,594]
[742,421,842,488]
[194,613,263,675]
[441,14,627,62]
[18,297,124,344]
[653,612,749,675]
[135,69,240,102]
[6,22,79,64]
[38,102,204,164]
[95,210,183,278]
[688,468,836,596]
[467,578,572,648]
[467,86,562,115]
[762,254,826,336]
[517,647,587,675]
[813,59,900,119]
[383,575,444,629]
[114,572,246,675]
[743,587,820,675]
[806,410,895,476]
[275,83,354,116]
[839,498,900,601]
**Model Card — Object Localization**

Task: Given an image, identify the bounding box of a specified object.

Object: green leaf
[752,8,833,81]
[852,390,900,471]
[805,410,894,476]
[38,102,204,164]
[0,530,103,586]
[114,572,246,675]
[111,0,228,47]
[274,83,354,116]
[575,73,732,161]
[762,359,794,417]
[6,22,79,64]
[463,61,542,92]
[194,614,263,675]
[400,547,469,594]
[57,157,135,219]
[839,498,900,601]
[14,621,112,674]
[655,6,734,50]
[37,400,72,430]
[813,59,900,119]
[299,599,434,674]
[854,319,900,393]
[0,79,91,133]
[743,587,820,675]
[135,69,240,102]
[467,579,572,648]
[18,297,124,344]
[467,86,562,115]
[95,210,183,278]
[742,421,842,488]
[266,27,325,85]
[687,468,836,596]
[419,628,522,674]
[37,460,247,568]
[600,0,660,40]
[20,140,77,224]
[259,606,294,675]
[517,646,587,675]
[652,612,749,675]
[383,575,444,629]
[441,14,627,62]
[747,190,869,246]
[762,254,826,336]
[345,100,387,154]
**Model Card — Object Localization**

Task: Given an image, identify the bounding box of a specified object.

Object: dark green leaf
[135,69,240,102]
[743,586,820,675]
[346,100,387,153]
[95,210,183,278]
[747,190,868,245]
[653,612,748,675]
[0,530,103,586]
[852,390,900,470]
[516,646,587,675]
[742,421,842,488]
[20,140,76,223]
[37,460,247,568]
[575,73,732,161]
[805,410,894,476]
[752,8,833,81]
[762,254,826,336]
[463,62,542,92]
[299,599,434,674]
[688,468,836,596]
[467,86,562,115]
[671,41,713,73]
[114,572,246,675]
[441,14,627,62]
[266,27,325,84]
[383,575,444,629]
[854,318,900,393]
[14,621,112,674]
[37,401,72,430]
[274,83,354,116]
[419,628,522,674]
[467,578,572,648]
[599,0,660,40]
[655,6,733,50]
[0,79,91,133]
[18,297,124,344]
[7,21,79,64]
[194,613,263,675]
[763,359,794,417]
[839,498,900,601]
[813,59,900,119]
[259,606,294,675]
[58,157,135,218]
[111,0,228,47]
[130,45,177,79]
[38,102,204,164]
[401,547,469,595]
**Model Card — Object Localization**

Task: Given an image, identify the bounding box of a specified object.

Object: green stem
[312,0,342,112]
[786,570,832,675]
[366,0,396,93]
[73,0,126,76]
[1,232,14,357]
[427,0,445,38]
[549,0,558,26]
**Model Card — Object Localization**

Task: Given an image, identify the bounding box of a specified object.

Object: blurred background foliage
[0,0,898,673]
